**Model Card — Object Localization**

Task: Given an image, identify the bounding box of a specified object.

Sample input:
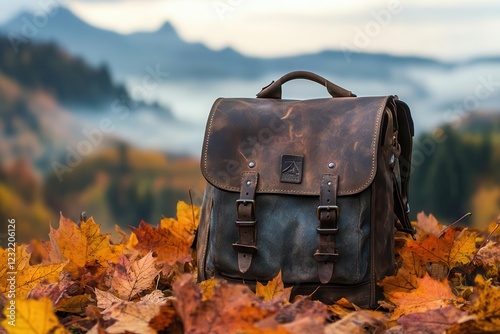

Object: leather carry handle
[256,71,357,99]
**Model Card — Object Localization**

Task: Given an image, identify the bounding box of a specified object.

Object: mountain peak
[156,21,177,34]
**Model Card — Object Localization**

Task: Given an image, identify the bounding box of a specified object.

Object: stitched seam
[202,98,223,184]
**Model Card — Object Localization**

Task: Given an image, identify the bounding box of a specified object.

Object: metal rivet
[327,181,332,186]
[246,180,252,185]
[328,162,335,169]
[248,161,255,168]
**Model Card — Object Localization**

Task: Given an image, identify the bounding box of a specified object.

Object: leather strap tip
[318,262,334,284]
[238,253,252,273]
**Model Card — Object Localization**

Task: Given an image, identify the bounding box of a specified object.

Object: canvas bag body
[196,72,414,308]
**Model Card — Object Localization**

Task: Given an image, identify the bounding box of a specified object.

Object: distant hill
[0,7,459,82]
[0,35,128,107]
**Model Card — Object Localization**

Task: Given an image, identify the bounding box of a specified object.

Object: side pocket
[196,184,214,282]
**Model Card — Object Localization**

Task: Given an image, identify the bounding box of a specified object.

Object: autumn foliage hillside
[1,203,500,333]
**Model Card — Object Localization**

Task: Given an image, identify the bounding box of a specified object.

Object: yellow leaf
[49,214,124,268]
[199,277,216,301]
[160,201,200,241]
[471,275,500,320]
[111,251,160,300]
[126,231,139,249]
[0,244,67,299]
[1,297,67,334]
[80,217,124,264]
[256,271,292,302]
[55,295,90,314]
[449,229,477,267]
[386,274,457,319]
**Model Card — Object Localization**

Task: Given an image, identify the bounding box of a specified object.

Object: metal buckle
[236,199,256,219]
[313,251,339,262]
[316,205,339,220]
[316,227,338,235]
[235,220,257,227]
[232,243,258,254]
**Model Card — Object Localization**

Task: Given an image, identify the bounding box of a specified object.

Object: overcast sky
[1,0,500,60]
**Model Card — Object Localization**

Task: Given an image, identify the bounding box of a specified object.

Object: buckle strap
[232,172,259,273]
[314,174,339,284]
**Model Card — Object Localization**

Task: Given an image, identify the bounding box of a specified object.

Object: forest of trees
[410,120,500,226]
[0,35,129,107]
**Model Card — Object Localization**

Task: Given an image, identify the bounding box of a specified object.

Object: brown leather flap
[201,96,391,196]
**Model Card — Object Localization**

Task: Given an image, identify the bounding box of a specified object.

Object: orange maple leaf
[386,274,458,319]
[49,214,124,268]
[256,271,292,303]
[403,227,476,270]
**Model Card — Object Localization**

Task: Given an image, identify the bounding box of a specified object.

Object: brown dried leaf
[140,289,169,305]
[148,301,178,332]
[55,294,90,314]
[101,300,161,334]
[256,297,329,333]
[397,305,469,334]
[475,241,500,276]
[111,251,160,301]
[173,274,280,334]
[95,288,123,310]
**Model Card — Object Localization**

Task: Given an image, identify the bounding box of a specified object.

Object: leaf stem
[438,212,471,238]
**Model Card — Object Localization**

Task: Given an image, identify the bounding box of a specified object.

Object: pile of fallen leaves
[1,202,500,334]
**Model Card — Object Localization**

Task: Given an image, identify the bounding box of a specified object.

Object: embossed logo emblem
[280,155,303,184]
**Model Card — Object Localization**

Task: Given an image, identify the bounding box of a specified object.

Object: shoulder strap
[394,99,416,238]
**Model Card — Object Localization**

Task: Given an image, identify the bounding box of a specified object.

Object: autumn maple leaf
[111,251,160,301]
[131,201,199,275]
[0,244,67,299]
[49,214,124,268]
[256,271,292,303]
[1,298,66,334]
[385,274,458,319]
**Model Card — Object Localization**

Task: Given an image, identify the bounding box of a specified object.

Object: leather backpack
[196,71,415,308]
